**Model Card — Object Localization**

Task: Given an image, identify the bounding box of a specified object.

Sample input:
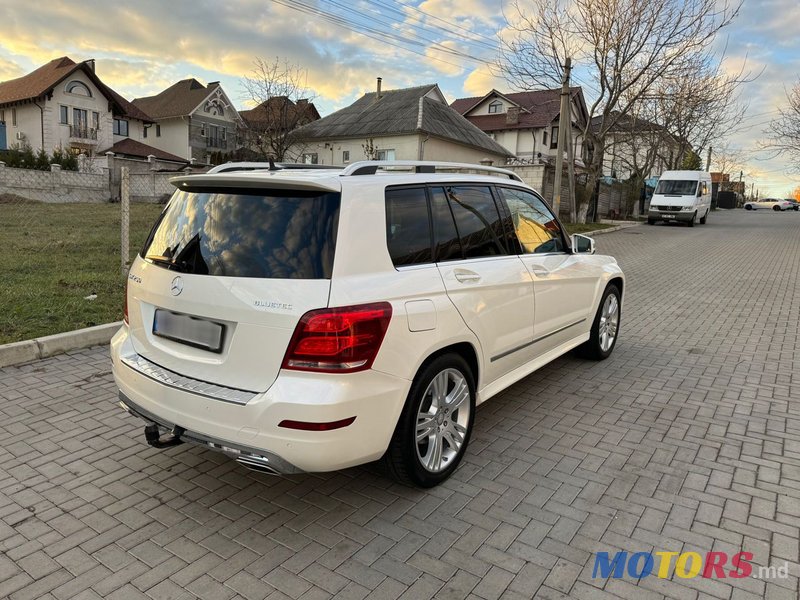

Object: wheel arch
[416,342,480,389]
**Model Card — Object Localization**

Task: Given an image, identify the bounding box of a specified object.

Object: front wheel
[647,218,655,225]
[579,284,621,360]
[688,212,696,227]
[745,204,753,210]
[384,354,475,487]
[699,210,708,225]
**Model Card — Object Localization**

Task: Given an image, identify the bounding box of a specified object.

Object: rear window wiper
[144,254,188,272]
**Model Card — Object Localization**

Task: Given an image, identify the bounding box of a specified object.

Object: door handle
[530,265,550,277]
[454,269,481,283]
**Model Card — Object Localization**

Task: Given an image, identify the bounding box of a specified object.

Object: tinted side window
[445,186,507,258]
[430,187,463,261]
[498,188,565,254]
[385,187,433,266]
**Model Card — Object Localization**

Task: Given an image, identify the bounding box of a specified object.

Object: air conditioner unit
[15,132,25,141]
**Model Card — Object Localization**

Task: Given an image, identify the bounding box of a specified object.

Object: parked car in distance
[111,160,625,487]
[784,198,800,211]
[647,170,712,226]
[744,198,798,211]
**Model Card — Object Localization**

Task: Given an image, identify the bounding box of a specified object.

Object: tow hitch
[144,423,185,448]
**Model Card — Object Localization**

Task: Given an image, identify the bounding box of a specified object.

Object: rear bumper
[110,326,412,473]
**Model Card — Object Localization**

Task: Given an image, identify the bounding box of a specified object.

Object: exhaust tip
[236,456,281,476]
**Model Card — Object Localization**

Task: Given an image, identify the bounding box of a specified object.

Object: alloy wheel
[599,293,619,352]
[415,368,471,473]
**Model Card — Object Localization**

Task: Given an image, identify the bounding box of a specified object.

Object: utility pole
[705,146,712,172]
[552,57,571,217]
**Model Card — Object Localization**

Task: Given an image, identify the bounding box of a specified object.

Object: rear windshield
[655,180,698,195]
[142,188,340,279]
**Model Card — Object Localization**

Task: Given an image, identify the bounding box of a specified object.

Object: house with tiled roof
[133,79,243,163]
[290,80,511,165]
[0,56,156,157]
[450,88,588,165]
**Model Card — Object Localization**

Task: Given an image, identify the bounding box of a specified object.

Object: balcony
[70,126,98,141]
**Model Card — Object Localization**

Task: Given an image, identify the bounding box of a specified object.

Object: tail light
[282,302,392,373]
[123,280,129,325]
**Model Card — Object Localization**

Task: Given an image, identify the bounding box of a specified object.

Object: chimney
[506,106,520,125]
[86,59,96,72]
[297,99,308,106]
[376,77,382,99]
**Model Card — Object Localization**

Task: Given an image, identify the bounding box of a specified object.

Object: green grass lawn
[0,199,163,344]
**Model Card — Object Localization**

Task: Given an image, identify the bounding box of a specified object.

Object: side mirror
[571,233,595,255]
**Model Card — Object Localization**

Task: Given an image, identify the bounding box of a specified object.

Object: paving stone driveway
[1,209,799,600]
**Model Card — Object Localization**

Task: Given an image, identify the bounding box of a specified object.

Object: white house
[290,80,511,166]
[0,56,155,157]
[132,79,243,163]
[450,88,589,166]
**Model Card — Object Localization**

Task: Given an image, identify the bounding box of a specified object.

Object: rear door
[497,187,599,350]
[125,184,340,393]
[432,185,535,382]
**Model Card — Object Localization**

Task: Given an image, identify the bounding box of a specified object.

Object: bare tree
[766,79,800,172]
[240,57,319,161]
[362,138,378,160]
[711,142,748,187]
[498,0,741,221]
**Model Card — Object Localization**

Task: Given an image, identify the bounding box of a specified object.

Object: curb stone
[583,222,642,237]
[0,321,122,368]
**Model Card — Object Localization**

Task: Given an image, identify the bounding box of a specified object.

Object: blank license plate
[153,310,225,353]
[662,214,676,218]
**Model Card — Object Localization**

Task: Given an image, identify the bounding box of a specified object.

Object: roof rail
[206,162,343,174]
[339,160,523,182]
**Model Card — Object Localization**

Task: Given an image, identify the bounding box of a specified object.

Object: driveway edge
[584,222,642,237]
[0,322,122,368]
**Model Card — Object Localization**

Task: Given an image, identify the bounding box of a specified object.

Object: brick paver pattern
[1,210,799,600]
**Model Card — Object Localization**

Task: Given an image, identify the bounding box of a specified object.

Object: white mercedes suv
[111,161,624,487]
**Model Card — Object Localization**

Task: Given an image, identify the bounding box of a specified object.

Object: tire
[699,210,708,225]
[688,212,696,227]
[578,284,621,361]
[383,353,475,487]
[647,218,655,225]
[773,205,782,211]
[745,204,753,210]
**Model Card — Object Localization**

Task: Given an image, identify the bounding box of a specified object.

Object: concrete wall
[0,164,108,202]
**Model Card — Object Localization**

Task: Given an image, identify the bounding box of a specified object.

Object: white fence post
[121,167,130,276]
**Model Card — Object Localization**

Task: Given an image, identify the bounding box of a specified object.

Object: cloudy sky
[1,0,798,196]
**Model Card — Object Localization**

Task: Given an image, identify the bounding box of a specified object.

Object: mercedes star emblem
[170,276,184,296]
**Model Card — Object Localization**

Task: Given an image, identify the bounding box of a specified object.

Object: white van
[647,170,712,227]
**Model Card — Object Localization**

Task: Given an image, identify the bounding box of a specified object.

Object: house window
[12,108,17,126]
[342,150,350,163]
[73,108,87,130]
[542,130,548,146]
[302,153,318,164]
[200,123,206,137]
[0,109,4,123]
[220,128,225,141]
[113,119,129,136]
[60,106,69,124]
[65,80,92,97]
[550,126,559,149]
[488,100,503,114]
[156,124,161,137]
[376,149,396,161]
[92,112,100,131]
[143,126,148,138]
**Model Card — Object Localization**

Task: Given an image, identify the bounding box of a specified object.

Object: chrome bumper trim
[118,392,303,475]
[120,352,257,405]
